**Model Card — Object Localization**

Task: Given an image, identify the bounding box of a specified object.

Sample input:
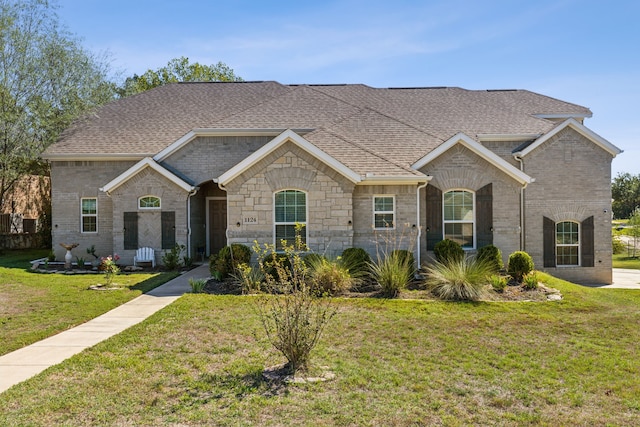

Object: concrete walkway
[607,268,640,289]
[0,264,210,394]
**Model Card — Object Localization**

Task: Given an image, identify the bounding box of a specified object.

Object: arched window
[138,195,161,210]
[443,190,475,248]
[274,190,307,250]
[556,221,579,266]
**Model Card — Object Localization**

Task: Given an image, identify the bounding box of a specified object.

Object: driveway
[603,268,640,289]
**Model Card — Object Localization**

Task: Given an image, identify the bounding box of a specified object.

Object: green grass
[613,253,640,269]
[0,249,179,356]
[1,272,639,425]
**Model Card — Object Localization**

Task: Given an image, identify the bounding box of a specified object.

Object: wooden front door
[208,199,227,255]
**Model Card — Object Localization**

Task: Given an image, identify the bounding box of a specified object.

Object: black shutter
[543,216,556,267]
[161,211,176,249]
[426,185,443,250]
[476,183,493,248]
[124,212,138,250]
[581,216,594,267]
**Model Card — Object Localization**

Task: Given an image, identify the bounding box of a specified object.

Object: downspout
[514,155,526,251]
[416,179,430,270]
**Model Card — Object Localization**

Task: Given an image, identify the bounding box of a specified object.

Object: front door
[208,199,227,255]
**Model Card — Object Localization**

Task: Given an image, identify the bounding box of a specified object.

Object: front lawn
[0,250,179,356]
[1,273,638,426]
[613,253,640,269]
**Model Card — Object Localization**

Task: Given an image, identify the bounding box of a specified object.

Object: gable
[100,157,196,195]
[515,118,622,158]
[218,129,362,186]
[412,133,534,185]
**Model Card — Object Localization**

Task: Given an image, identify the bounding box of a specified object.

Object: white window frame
[442,189,476,249]
[556,220,580,266]
[138,195,161,210]
[273,189,308,250]
[80,197,98,234]
[373,195,395,230]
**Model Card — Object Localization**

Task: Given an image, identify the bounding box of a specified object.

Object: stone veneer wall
[223,142,354,258]
[417,144,523,267]
[50,160,135,261]
[522,127,614,284]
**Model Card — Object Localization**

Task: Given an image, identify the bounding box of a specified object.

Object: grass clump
[425,257,493,301]
[369,250,415,298]
[340,247,372,277]
[522,271,539,290]
[489,274,508,293]
[306,256,354,296]
[188,278,207,293]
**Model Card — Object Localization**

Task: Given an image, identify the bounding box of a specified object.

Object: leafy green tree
[628,208,640,258]
[117,56,242,97]
[0,0,115,213]
[612,172,640,219]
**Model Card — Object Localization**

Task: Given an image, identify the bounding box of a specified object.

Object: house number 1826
[243,217,257,224]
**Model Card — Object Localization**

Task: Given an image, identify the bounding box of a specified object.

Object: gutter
[513,154,528,251]
[187,187,199,259]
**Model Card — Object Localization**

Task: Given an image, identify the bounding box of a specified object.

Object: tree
[0,0,116,214]
[117,56,242,97]
[612,172,640,219]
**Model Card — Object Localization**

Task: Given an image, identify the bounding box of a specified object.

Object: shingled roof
[43,81,593,174]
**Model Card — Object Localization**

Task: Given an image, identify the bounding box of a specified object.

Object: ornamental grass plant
[424,256,494,301]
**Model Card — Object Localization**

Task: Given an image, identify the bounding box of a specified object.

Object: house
[42,82,622,284]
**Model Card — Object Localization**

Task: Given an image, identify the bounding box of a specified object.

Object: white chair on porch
[134,247,155,268]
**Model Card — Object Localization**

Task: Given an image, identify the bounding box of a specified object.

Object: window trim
[138,195,161,210]
[556,220,581,267]
[373,195,396,230]
[273,189,308,249]
[80,197,98,234]
[442,189,476,249]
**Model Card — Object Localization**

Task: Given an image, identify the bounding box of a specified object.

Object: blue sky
[56,0,639,177]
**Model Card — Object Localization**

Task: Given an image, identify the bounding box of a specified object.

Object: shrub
[489,274,508,293]
[162,244,184,270]
[476,244,504,272]
[307,256,354,296]
[433,239,464,264]
[303,253,326,268]
[189,278,207,293]
[208,253,219,277]
[232,262,265,294]
[507,251,534,283]
[340,247,372,277]
[213,244,252,278]
[100,254,120,286]
[369,251,414,298]
[253,227,337,375]
[522,271,539,290]
[613,236,625,254]
[425,257,493,301]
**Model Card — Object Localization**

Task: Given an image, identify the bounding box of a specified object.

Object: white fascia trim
[534,113,592,119]
[515,118,622,158]
[100,157,195,195]
[153,128,316,162]
[218,129,362,185]
[412,132,534,185]
[359,175,430,185]
[476,133,541,142]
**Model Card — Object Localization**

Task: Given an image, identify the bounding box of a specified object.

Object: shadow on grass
[128,272,181,293]
[179,369,289,408]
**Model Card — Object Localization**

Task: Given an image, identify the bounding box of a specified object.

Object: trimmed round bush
[476,244,504,272]
[340,247,372,277]
[507,251,534,283]
[213,244,252,278]
[433,239,464,263]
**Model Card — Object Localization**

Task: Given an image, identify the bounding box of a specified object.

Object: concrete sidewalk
[0,264,210,394]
